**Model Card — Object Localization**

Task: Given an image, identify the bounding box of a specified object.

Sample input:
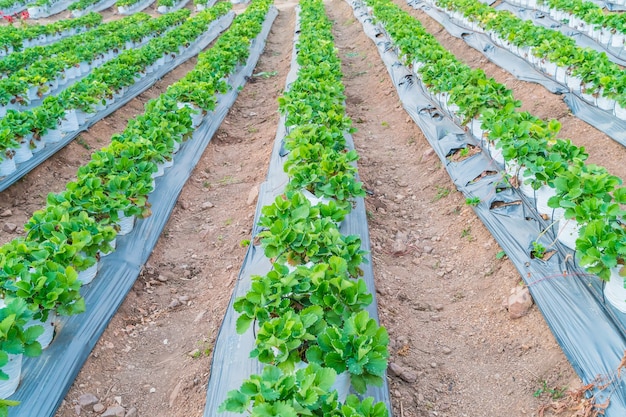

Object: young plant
[219,363,339,416]
[306,310,389,394]
[251,306,326,373]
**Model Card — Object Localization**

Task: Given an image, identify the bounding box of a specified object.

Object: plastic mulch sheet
[203,6,393,416]
[349,0,626,414]
[407,0,626,148]
[6,8,275,417]
[0,12,235,193]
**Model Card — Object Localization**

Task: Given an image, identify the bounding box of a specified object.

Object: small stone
[78,393,99,411]
[126,408,137,417]
[179,200,190,210]
[388,362,418,383]
[422,148,435,160]
[150,387,156,393]
[0,209,12,217]
[168,299,182,309]
[179,295,190,302]
[201,201,215,209]
[188,348,200,357]
[247,185,259,206]
[2,222,16,233]
[423,246,433,254]
[434,304,444,311]
[430,362,437,368]
[430,315,441,321]
[93,403,105,414]
[391,239,407,255]
[507,286,534,319]
[375,180,383,186]
[74,405,81,416]
[101,405,125,417]
[156,275,168,282]
[442,347,452,355]
[114,396,122,405]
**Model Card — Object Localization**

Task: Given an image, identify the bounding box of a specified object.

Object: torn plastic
[0,12,235,193]
[203,6,392,416]
[349,0,626,414]
[5,8,267,417]
[407,0,626,148]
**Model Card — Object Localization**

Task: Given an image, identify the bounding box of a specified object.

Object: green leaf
[236,315,254,335]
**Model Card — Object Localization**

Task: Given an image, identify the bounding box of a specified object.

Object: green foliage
[219,363,339,416]
[306,311,389,394]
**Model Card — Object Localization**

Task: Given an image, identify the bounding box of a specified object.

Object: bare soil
[7,0,624,416]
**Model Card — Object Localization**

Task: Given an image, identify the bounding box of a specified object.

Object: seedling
[496,250,507,260]
[432,186,451,201]
[533,380,567,400]
[465,197,480,206]
[531,241,546,259]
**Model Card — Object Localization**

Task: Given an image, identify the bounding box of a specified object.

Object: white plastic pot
[0,354,22,398]
[100,238,117,257]
[557,218,580,250]
[566,75,582,92]
[333,371,351,404]
[43,128,63,144]
[604,267,626,313]
[487,141,505,166]
[554,66,567,84]
[542,61,558,77]
[596,95,615,112]
[31,137,46,154]
[25,310,57,349]
[610,33,624,48]
[117,210,135,236]
[77,259,98,285]
[614,102,626,121]
[470,117,485,142]
[534,185,556,216]
[13,138,33,164]
[27,86,39,101]
[0,156,16,177]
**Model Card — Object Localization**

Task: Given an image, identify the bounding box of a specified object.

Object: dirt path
[0,0,589,416]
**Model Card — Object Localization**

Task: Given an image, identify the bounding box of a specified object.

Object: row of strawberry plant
[156,0,188,14]
[0,10,189,109]
[431,0,626,119]
[0,11,101,54]
[68,0,115,16]
[116,0,154,14]
[512,0,626,47]
[218,0,389,415]
[26,0,77,18]
[367,0,626,310]
[0,3,231,183]
[0,0,267,413]
[0,0,27,15]
[0,13,148,80]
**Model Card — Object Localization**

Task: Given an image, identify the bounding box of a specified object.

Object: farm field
[2,0,626,415]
